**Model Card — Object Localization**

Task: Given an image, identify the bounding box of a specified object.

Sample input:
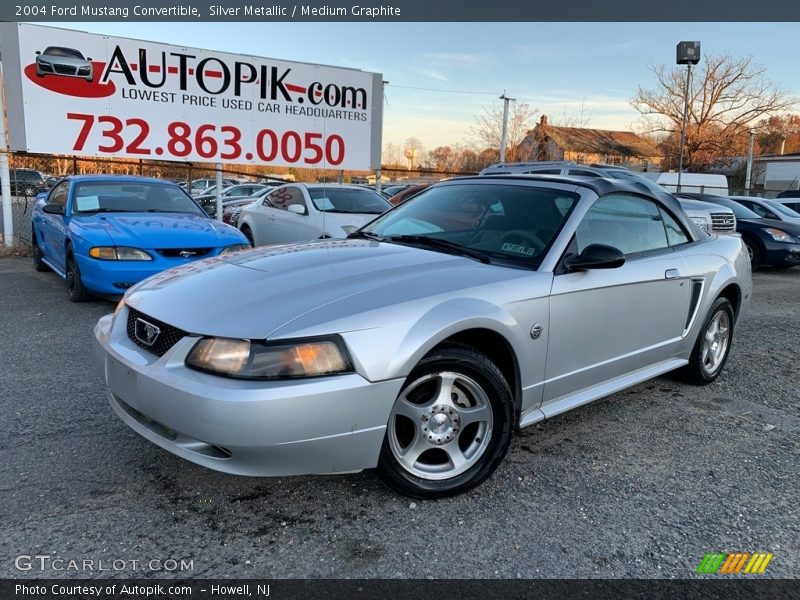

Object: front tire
[680,297,734,385]
[32,231,48,272]
[743,237,761,270]
[66,253,89,302]
[377,343,514,499]
[240,224,255,247]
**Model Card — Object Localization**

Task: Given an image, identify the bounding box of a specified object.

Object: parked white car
[237,183,392,246]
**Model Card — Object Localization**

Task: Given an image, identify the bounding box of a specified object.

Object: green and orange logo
[697,552,774,574]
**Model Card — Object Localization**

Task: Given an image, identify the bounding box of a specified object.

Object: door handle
[665,268,681,279]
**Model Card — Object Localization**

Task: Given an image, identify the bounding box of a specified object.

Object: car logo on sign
[179,250,197,257]
[134,318,161,347]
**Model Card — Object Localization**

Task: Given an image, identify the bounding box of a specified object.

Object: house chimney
[540,114,548,128]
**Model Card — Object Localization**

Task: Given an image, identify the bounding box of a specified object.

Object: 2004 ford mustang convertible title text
[94,176,752,498]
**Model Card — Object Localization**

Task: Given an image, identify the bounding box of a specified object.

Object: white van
[655,172,729,196]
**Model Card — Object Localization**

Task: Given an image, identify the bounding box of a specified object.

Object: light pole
[745,129,756,195]
[676,41,701,193]
[499,93,515,163]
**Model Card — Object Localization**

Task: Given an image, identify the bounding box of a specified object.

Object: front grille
[126,307,188,357]
[155,248,213,258]
[54,64,77,75]
[710,213,736,231]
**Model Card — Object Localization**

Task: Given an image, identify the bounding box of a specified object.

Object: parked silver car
[94,176,751,498]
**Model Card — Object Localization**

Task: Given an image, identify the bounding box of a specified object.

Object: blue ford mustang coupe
[31,175,250,301]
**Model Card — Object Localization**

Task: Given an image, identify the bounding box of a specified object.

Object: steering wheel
[498,230,546,254]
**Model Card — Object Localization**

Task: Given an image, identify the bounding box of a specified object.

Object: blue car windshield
[72,182,204,215]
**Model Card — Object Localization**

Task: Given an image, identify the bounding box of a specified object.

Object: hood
[317,211,381,234]
[125,239,534,340]
[738,217,800,235]
[75,213,246,248]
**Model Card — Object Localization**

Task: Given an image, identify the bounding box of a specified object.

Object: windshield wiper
[347,230,385,242]
[388,235,492,264]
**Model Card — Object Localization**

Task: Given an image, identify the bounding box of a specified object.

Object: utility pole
[745,129,756,195]
[675,41,701,193]
[0,61,13,248]
[499,93,515,163]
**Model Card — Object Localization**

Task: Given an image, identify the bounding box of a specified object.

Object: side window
[49,181,69,210]
[658,206,691,246]
[267,186,305,211]
[522,168,561,175]
[568,169,599,177]
[576,194,669,255]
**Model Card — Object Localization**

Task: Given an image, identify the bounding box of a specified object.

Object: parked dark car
[776,190,800,199]
[389,183,433,206]
[9,169,49,196]
[677,193,800,270]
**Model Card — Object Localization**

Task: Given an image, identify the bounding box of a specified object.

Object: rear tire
[377,343,514,499]
[679,297,735,385]
[66,252,89,302]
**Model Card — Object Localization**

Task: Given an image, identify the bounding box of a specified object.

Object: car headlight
[763,228,796,243]
[219,243,251,255]
[690,216,710,231]
[89,246,153,260]
[185,336,353,380]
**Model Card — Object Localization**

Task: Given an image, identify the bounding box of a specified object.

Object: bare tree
[468,101,538,163]
[553,99,594,128]
[631,53,796,171]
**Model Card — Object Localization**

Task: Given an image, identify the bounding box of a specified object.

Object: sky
[59,22,800,153]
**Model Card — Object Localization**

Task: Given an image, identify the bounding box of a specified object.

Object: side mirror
[202,204,216,216]
[42,203,64,215]
[564,244,625,271]
[87,57,93,61]
[35,51,41,55]
[287,204,307,215]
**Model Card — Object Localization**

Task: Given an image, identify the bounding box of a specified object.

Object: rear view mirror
[564,244,625,271]
[287,204,307,215]
[42,203,64,215]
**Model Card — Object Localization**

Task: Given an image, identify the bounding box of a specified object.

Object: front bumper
[93,310,404,476]
[76,250,226,295]
[763,241,800,267]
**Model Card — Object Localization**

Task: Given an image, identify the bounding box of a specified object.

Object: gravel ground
[0,256,797,579]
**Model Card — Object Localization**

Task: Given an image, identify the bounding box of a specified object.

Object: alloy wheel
[701,310,730,376]
[387,371,493,481]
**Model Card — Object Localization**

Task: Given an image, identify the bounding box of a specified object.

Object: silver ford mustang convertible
[94,176,752,498]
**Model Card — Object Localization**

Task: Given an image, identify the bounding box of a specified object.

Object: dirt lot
[0,257,797,579]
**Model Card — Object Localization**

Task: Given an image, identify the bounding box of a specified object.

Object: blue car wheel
[66,253,90,303]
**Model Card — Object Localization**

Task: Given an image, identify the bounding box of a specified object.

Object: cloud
[410,68,448,82]
[422,52,485,65]
[513,40,641,61]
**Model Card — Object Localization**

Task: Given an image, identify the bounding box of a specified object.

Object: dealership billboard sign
[0,23,383,170]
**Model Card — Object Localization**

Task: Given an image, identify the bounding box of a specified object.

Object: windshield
[72,182,204,215]
[308,188,391,214]
[361,183,578,269]
[43,47,84,59]
[764,199,800,218]
[703,197,760,219]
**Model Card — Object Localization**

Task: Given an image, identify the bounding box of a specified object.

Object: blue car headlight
[185,336,353,380]
[89,247,153,260]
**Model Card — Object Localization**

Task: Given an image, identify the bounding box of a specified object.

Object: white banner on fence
[0,23,383,170]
